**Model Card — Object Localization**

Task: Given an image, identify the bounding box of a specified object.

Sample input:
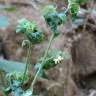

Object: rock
[89,89,96,96]
[71,31,96,76]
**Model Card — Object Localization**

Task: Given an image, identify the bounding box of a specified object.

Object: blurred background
[0,0,96,96]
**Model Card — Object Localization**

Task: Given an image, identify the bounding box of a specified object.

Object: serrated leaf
[26,31,44,44]
[16,18,30,33]
[44,13,57,30]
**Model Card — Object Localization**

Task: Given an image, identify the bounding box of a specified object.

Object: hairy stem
[22,43,32,83]
[31,33,54,93]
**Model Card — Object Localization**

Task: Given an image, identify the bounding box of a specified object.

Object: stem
[64,4,70,14]
[31,33,54,91]
[22,42,32,83]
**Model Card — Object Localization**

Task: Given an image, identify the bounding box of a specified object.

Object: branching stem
[31,33,54,93]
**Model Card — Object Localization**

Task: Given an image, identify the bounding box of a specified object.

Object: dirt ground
[0,0,96,96]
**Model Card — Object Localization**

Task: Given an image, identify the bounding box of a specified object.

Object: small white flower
[53,55,64,64]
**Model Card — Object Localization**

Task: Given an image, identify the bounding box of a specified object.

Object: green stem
[64,4,70,14]
[31,33,54,91]
[22,42,32,83]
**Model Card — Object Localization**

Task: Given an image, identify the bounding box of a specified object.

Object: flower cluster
[43,5,67,37]
[16,18,44,44]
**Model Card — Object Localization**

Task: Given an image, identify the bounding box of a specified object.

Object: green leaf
[43,8,67,33]
[44,13,58,30]
[53,31,60,38]
[26,31,44,44]
[30,21,37,32]
[70,3,80,17]
[16,25,25,33]
[0,16,9,29]
[6,71,29,84]
[68,0,76,4]
[43,59,55,70]
[38,50,64,70]
[16,18,44,44]
[3,87,12,96]
[22,89,32,96]
[16,18,30,33]
[42,5,56,16]
[10,80,23,96]
[57,13,67,25]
